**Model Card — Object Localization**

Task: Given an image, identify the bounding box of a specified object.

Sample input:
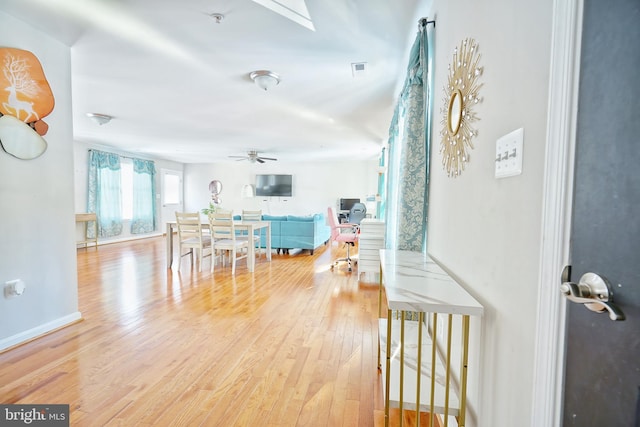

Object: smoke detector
[351,62,367,78]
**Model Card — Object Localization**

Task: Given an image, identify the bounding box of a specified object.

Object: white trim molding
[0,312,83,352]
[530,0,583,426]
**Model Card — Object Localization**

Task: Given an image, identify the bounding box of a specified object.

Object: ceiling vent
[351,62,367,78]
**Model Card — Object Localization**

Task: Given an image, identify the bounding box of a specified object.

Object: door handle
[560,267,625,321]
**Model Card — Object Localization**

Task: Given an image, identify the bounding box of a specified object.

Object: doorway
[160,168,183,231]
[531,0,640,425]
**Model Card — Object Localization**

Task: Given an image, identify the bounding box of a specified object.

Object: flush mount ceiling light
[250,70,280,91]
[86,113,113,125]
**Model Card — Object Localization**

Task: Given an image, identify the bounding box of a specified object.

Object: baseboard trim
[0,311,83,353]
[77,232,164,249]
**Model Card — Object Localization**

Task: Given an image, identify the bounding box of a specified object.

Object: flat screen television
[339,198,360,211]
[255,174,293,197]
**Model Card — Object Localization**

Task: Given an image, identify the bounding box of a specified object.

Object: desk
[75,213,98,248]
[378,250,483,427]
[166,220,271,272]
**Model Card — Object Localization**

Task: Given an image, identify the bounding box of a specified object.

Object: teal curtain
[385,22,432,253]
[87,150,123,237]
[131,158,156,234]
[377,147,387,220]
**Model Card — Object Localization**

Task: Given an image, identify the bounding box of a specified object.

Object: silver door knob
[560,271,625,321]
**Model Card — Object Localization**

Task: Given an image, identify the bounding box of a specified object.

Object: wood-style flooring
[0,236,440,426]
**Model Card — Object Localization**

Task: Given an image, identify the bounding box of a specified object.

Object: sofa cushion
[263,214,287,221]
[286,215,315,222]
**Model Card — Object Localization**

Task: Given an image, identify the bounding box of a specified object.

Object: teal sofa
[251,213,331,255]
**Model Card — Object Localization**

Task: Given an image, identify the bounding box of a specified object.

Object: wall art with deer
[0,47,54,159]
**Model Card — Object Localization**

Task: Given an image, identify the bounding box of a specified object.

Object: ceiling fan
[229,150,278,164]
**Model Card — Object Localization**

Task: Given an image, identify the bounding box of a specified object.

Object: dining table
[166,220,271,272]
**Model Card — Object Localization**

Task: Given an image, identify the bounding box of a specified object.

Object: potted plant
[201,202,218,216]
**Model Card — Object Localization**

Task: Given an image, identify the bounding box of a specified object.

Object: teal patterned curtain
[385,21,432,253]
[131,158,156,234]
[377,147,387,220]
[87,150,123,237]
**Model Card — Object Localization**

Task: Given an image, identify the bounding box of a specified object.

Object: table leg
[166,222,173,268]
[399,311,405,427]
[247,224,255,272]
[248,238,255,272]
[459,315,470,427]
[385,309,392,427]
[266,223,272,261]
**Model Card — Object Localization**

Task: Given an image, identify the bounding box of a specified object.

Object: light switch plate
[495,128,524,178]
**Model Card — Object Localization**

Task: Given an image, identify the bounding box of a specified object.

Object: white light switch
[495,128,524,178]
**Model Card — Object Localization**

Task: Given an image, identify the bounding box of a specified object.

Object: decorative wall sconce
[440,38,484,177]
[241,184,255,198]
[209,179,223,204]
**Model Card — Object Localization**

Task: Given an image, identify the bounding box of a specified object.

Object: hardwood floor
[1,237,444,426]
[1,236,398,426]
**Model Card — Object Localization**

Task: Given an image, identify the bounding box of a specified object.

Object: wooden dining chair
[242,209,263,258]
[208,210,250,275]
[207,209,233,263]
[175,211,212,272]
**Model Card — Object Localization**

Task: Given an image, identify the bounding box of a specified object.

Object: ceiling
[0,0,428,164]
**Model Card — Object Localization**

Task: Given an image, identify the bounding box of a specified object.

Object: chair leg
[212,249,226,273]
[177,248,185,271]
[231,248,236,275]
[331,242,354,272]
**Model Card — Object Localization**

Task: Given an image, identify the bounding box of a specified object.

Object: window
[88,150,156,237]
[163,173,180,204]
[162,169,182,206]
[121,160,133,220]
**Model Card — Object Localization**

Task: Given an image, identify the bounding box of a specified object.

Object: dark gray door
[562,0,640,426]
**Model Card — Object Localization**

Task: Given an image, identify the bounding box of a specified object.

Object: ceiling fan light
[250,70,280,91]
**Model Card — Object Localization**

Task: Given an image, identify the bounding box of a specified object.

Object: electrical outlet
[4,279,25,298]
[495,128,524,178]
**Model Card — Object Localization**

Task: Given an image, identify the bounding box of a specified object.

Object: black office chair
[348,203,367,225]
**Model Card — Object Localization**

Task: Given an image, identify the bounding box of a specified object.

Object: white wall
[426,0,553,425]
[0,12,81,350]
[184,159,380,218]
[72,145,379,238]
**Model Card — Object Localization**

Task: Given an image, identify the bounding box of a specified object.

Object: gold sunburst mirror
[440,38,483,177]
